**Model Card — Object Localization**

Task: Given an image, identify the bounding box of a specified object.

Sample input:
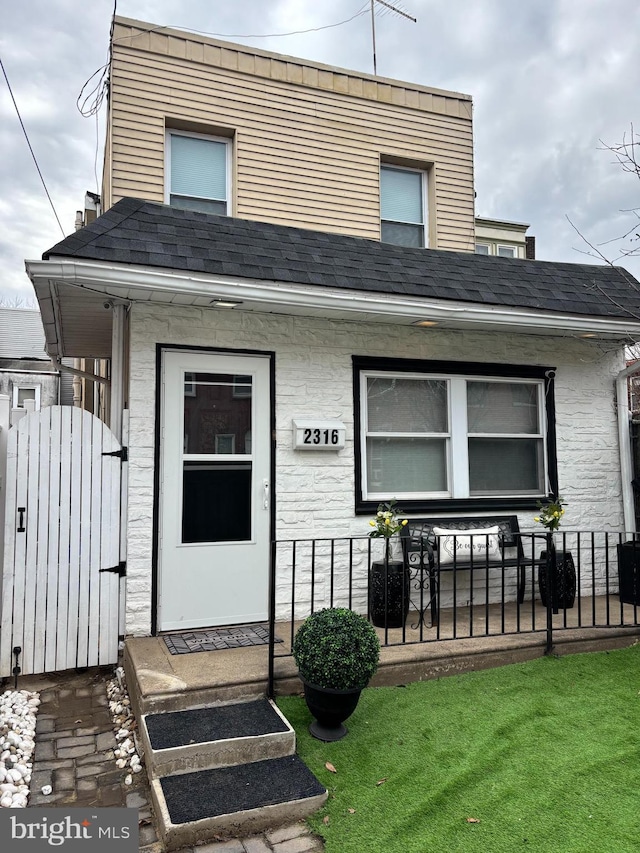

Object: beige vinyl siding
[107,17,475,251]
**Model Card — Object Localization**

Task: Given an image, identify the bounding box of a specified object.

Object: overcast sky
[1,0,639,304]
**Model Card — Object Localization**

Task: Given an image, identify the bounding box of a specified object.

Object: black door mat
[163,624,282,654]
[160,755,326,824]
[146,699,289,750]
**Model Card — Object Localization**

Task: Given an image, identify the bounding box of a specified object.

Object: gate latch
[99,561,127,577]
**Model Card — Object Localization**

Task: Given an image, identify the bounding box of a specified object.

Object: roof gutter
[25,258,640,340]
[616,360,640,533]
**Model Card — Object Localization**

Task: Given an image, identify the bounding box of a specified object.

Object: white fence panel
[0,406,122,677]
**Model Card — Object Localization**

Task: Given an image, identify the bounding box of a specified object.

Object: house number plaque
[292,418,346,450]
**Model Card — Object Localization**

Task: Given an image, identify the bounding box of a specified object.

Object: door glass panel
[184,373,252,454]
[182,461,252,543]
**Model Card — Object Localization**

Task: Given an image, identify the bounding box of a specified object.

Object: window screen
[380,165,425,247]
[170,134,228,215]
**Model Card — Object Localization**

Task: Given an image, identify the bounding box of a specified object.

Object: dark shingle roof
[44,198,640,321]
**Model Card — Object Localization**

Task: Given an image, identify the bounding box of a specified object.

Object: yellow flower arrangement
[534,497,566,532]
[368,500,408,538]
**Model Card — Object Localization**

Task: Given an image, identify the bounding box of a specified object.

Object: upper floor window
[475,242,520,258]
[166,131,230,215]
[380,165,427,248]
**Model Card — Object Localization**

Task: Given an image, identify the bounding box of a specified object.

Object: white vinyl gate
[0,406,124,677]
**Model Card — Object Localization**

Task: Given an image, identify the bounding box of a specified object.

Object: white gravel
[107,667,144,783]
[0,689,39,808]
[0,666,144,808]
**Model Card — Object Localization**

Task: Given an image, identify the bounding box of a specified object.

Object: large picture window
[355,357,556,513]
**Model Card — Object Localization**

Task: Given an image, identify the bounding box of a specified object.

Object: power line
[0,55,66,238]
[110,5,371,45]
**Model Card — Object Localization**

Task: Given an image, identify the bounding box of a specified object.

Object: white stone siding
[125,303,625,635]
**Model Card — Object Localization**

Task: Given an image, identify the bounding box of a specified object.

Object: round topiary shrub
[292,607,380,691]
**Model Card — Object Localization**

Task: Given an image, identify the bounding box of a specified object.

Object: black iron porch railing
[267,531,640,696]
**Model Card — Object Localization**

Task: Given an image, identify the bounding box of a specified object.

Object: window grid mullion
[449,377,469,498]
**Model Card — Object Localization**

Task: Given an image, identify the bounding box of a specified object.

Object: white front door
[158,350,271,630]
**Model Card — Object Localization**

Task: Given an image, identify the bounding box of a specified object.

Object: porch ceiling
[27,256,640,359]
[32,276,114,359]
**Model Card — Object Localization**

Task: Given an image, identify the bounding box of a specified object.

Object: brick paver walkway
[24,668,324,853]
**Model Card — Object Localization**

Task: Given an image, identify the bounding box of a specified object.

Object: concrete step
[123,637,275,717]
[150,754,328,851]
[140,698,296,777]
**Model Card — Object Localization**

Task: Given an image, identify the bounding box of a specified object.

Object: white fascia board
[25,257,640,340]
[28,272,62,357]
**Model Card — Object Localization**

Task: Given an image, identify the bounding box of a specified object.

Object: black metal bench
[401,515,532,627]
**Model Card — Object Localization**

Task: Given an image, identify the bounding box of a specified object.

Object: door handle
[17,507,26,533]
[263,479,269,510]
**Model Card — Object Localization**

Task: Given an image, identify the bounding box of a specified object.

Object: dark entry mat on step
[160,755,326,824]
[145,698,290,750]
[163,624,282,654]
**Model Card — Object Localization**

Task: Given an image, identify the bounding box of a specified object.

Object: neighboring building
[475,217,535,259]
[0,308,65,413]
[21,17,640,640]
[628,359,640,415]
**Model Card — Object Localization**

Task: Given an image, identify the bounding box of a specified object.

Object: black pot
[538,550,576,609]
[617,542,640,605]
[369,559,410,628]
[301,678,363,742]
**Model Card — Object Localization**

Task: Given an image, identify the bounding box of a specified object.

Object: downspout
[616,360,640,533]
[110,304,127,442]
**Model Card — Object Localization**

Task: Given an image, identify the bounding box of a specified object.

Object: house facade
[104,16,475,251]
[24,17,640,640]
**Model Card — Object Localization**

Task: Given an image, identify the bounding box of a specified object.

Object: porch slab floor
[164,624,282,654]
[145,698,290,750]
[125,596,640,715]
[159,755,326,824]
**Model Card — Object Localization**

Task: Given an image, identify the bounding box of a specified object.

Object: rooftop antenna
[370,0,417,76]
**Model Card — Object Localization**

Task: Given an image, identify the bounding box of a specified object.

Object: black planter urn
[301,678,363,742]
[617,541,640,605]
[538,547,577,610]
[369,558,410,628]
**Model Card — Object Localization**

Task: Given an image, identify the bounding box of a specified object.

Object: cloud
[1,0,639,303]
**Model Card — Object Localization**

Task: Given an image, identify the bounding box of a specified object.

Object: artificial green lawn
[278,645,640,853]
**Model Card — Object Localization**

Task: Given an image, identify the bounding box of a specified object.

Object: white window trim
[360,370,547,502]
[165,129,232,214]
[475,242,491,255]
[12,384,41,410]
[380,163,428,248]
[496,244,518,258]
